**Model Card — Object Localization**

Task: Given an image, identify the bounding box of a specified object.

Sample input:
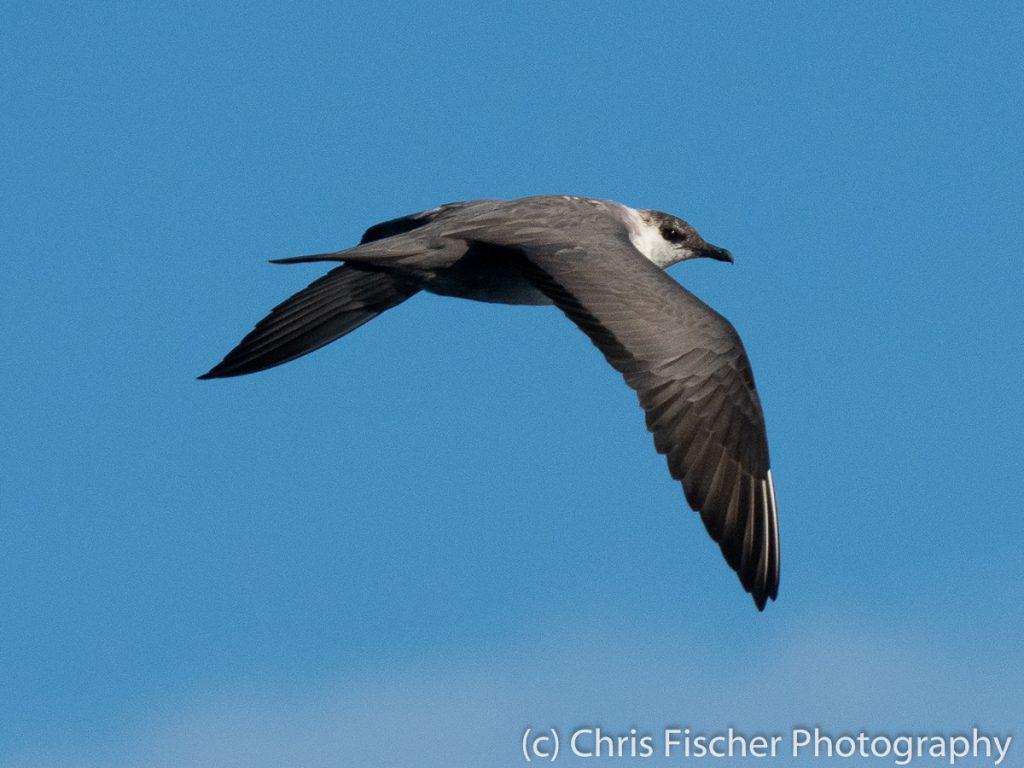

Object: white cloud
[6,619,1019,767]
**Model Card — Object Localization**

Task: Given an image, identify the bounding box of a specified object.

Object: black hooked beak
[700,243,734,263]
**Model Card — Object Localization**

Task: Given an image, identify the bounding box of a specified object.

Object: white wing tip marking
[766,469,779,593]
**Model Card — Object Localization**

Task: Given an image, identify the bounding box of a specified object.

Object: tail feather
[269,253,344,265]
[199,264,418,379]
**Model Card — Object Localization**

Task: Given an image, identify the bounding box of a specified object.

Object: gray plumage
[200,195,780,610]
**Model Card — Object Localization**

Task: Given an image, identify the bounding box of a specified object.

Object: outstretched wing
[198,264,418,379]
[196,203,491,377]
[517,243,779,609]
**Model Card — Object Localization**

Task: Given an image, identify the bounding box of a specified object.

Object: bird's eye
[661,226,686,242]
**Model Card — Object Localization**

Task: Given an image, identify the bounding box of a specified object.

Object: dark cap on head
[649,210,733,263]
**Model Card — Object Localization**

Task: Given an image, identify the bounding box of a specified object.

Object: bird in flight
[200,195,779,609]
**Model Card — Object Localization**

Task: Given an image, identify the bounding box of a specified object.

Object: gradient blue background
[3,2,1021,765]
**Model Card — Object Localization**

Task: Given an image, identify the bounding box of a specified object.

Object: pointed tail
[199,264,419,379]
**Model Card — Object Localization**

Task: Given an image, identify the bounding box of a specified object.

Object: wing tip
[684,464,779,612]
[196,360,250,379]
[197,363,234,380]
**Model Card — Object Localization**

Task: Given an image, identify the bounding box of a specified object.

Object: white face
[626,208,696,268]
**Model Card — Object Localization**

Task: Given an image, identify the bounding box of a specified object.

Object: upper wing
[517,243,779,609]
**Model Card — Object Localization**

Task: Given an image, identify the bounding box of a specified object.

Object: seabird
[201,195,780,610]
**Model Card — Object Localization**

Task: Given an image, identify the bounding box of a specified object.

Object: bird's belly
[416,253,554,306]
[422,271,553,305]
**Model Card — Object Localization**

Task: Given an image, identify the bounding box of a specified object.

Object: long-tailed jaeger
[201,195,780,610]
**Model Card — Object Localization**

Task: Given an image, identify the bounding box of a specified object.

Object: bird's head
[633,210,733,268]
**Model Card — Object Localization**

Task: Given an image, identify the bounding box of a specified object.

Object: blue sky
[2,2,1022,765]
